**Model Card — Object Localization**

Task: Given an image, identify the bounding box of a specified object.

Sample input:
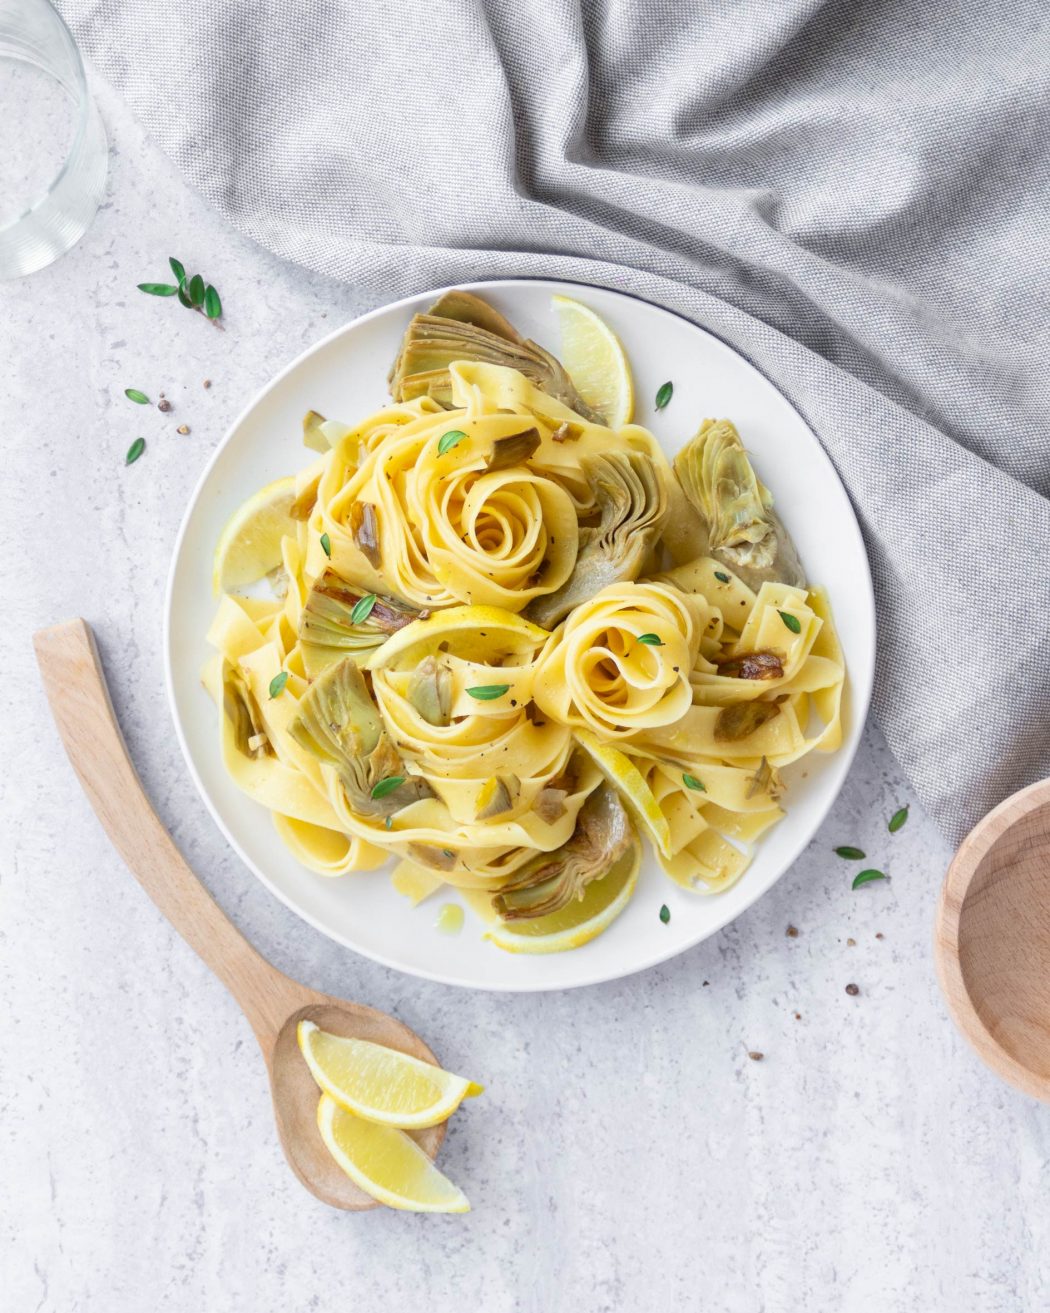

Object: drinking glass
[0,0,107,278]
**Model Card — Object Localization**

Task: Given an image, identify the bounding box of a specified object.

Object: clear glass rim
[0,0,94,229]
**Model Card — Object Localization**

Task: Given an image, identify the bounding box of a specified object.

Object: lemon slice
[212,476,297,596]
[298,1021,483,1129]
[573,729,672,858]
[366,604,549,671]
[552,295,634,428]
[316,1093,470,1213]
[486,843,639,954]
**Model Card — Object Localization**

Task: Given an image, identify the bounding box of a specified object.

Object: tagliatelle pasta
[205,292,847,952]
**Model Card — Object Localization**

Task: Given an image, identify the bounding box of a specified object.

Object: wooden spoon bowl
[35,619,445,1210]
[934,777,1050,1103]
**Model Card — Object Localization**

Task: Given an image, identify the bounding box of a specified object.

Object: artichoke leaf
[492,783,633,921]
[526,449,668,628]
[673,419,804,590]
[287,658,432,818]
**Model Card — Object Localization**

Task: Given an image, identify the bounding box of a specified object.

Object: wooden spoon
[934,777,1050,1103]
[34,618,445,1210]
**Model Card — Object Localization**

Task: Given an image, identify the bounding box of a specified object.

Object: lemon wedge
[316,1093,470,1213]
[486,843,639,954]
[212,476,298,596]
[573,729,672,858]
[298,1021,483,1129]
[551,295,634,429]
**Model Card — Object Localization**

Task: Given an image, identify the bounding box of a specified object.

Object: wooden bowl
[934,778,1050,1102]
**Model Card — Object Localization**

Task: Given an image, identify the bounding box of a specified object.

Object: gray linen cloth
[60,0,1050,843]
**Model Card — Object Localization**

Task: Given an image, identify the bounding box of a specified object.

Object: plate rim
[164,276,876,992]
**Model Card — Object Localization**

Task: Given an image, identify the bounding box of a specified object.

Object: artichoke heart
[287,658,432,818]
[388,289,603,423]
[299,570,423,677]
[526,449,668,628]
[673,419,804,590]
[493,783,633,921]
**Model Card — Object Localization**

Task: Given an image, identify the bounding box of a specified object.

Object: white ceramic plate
[166,279,875,992]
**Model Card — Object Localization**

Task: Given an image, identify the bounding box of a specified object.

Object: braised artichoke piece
[406,655,453,727]
[485,426,541,471]
[475,774,521,820]
[713,700,781,743]
[714,650,785,681]
[492,783,633,921]
[288,658,432,818]
[289,470,321,521]
[533,786,568,825]
[222,662,273,758]
[349,500,381,567]
[388,289,603,423]
[408,842,458,872]
[746,756,784,801]
[525,449,668,628]
[673,419,804,590]
[550,421,584,443]
[302,409,329,453]
[299,570,423,677]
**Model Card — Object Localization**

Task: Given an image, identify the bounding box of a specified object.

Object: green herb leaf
[188,273,205,307]
[834,846,866,860]
[169,256,186,283]
[204,284,222,320]
[442,848,455,859]
[683,773,706,792]
[371,775,405,800]
[137,282,178,297]
[268,671,289,699]
[778,610,802,634]
[438,429,467,456]
[888,805,909,834]
[124,437,145,465]
[659,903,671,924]
[124,388,150,405]
[177,281,194,309]
[714,570,730,583]
[636,633,663,646]
[320,532,332,559]
[655,381,673,410]
[852,869,888,890]
[466,684,511,701]
[350,593,378,625]
[384,815,393,830]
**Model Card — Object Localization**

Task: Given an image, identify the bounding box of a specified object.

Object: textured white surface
[2,81,1048,1313]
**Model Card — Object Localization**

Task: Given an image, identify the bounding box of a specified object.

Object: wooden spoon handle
[34,618,307,1041]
